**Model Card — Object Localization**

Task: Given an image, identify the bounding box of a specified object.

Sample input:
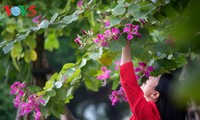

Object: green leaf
[131,43,144,59]
[24,35,36,49]
[93,23,101,34]
[89,47,103,60]
[66,86,75,97]
[109,36,126,52]
[42,95,50,106]
[14,34,26,42]
[111,73,120,90]
[44,33,59,52]
[62,13,78,25]
[112,4,126,16]
[133,10,149,20]
[24,49,37,63]
[84,77,99,92]
[56,87,68,100]
[51,104,64,119]
[50,13,59,23]
[128,4,140,14]
[38,20,50,29]
[11,42,23,58]
[3,42,14,54]
[43,73,58,91]
[109,16,121,27]
[62,63,75,70]
[46,89,56,97]
[77,58,87,69]
[67,69,81,83]
[117,0,125,4]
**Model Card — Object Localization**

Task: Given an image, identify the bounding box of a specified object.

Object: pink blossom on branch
[10,81,25,96]
[104,28,120,40]
[94,34,109,47]
[104,20,110,27]
[74,35,82,46]
[123,23,141,40]
[77,0,83,7]
[10,81,44,120]
[97,67,111,86]
[135,62,154,78]
[109,86,127,106]
[32,15,42,23]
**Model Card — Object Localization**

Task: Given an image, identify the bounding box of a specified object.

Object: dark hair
[155,73,187,120]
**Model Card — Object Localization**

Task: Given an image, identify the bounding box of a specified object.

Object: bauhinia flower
[123,23,141,40]
[104,20,110,27]
[10,81,25,96]
[94,34,109,47]
[32,15,42,24]
[13,95,21,108]
[34,111,41,120]
[104,28,120,40]
[139,18,146,25]
[10,82,44,120]
[115,59,121,71]
[135,62,154,78]
[74,35,82,46]
[109,86,127,106]
[77,0,83,8]
[97,67,111,86]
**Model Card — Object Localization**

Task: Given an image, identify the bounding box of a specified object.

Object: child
[120,41,187,120]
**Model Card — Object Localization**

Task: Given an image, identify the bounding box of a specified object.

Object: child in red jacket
[120,41,187,120]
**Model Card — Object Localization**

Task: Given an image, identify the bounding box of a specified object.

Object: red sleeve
[120,62,160,120]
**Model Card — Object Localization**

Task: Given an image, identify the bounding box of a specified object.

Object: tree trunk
[31,33,75,120]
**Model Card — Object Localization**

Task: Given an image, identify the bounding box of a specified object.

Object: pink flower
[115,59,121,71]
[32,15,42,24]
[34,111,41,120]
[74,35,82,46]
[81,29,87,35]
[135,62,154,77]
[139,18,146,25]
[104,28,120,40]
[94,34,109,47]
[123,23,141,40]
[10,81,25,96]
[13,96,21,108]
[20,102,32,116]
[111,28,120,40]
[109,86,127,106]
[97,67,112,86]
[77,0,83,7]
[104,20,110,27]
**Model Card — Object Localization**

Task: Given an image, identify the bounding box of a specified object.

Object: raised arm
[120,41,132,65]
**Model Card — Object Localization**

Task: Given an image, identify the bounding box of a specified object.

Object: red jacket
[120,62,161,120]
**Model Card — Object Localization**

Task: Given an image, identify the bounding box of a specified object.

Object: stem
[15,107,20,120]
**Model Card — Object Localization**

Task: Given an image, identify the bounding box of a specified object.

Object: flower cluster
[123,23,141,40]
[10,81,44,120]
[109,86,127,106]
[93,27,121,47]
[97,67,112,86]
[74,23,141,48]
[135,62,154,79]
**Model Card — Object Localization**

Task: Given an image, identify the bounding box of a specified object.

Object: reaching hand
[120,40,132,65]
